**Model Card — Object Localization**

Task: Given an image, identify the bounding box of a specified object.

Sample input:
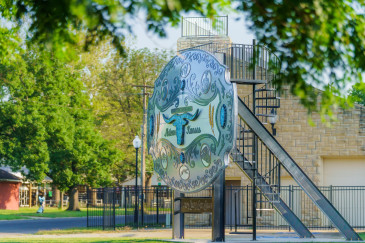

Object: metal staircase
[181,40,362,241]
[237,97,361,241]
[232,121,314,238]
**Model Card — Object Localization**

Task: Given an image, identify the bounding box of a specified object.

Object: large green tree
[77,41,171,185]
[1,0,364,114]
[0,47,121,210]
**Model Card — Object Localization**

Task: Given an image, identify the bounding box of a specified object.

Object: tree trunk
[89,186,97,206]
[67,186,80,211]
[52,185,60,208]
[145,174,153,207]
[60,191,64,209]
[29,183,32,208]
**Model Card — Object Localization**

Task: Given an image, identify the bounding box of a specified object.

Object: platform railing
[181,16,228,37]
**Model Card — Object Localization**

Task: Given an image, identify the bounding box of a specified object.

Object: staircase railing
[236,98,361,241]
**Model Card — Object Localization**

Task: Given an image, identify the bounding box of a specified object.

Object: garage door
[323,157,365,186]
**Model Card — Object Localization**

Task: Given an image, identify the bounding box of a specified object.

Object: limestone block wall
[177,35,365,187]
[177,36,231,52]
[234,84,365,186]
[275,88,365,185]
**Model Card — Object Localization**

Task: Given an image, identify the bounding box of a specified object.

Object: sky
[128,14,256,51]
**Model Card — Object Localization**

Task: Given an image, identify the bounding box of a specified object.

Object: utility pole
[141,85,146,189]
[132,84,153,189]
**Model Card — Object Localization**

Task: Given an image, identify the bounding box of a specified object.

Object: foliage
[0,47,121,191]
[0,0,230,58]
[77,41,172,184]
[238,0,365,116]
[349,82,365,106]
[1,0,364,114]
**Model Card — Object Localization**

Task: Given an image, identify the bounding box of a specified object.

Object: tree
[77,41,172,186]
[350,82,365,106]
[1,0,364,114]
[0,47,121,210]
[238,1,365,117]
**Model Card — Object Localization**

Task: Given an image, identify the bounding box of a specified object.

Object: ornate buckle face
[148,49,236,193]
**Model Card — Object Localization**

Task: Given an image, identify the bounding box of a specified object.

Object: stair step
[240,129,253,133]
[256,105,280,108]
[235,160,255,164]
[256,114,277,117]
[257,200,279,203]
[254,88,276,92]
[255,97,281,100]
[237,138,254,141]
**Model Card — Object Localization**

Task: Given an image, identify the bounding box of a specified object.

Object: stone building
[177,16,365,189]
[176,16,365,230]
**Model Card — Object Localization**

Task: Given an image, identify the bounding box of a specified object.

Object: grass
[0,207,87,220]
[35,225,168,235]
[0,238,172,243]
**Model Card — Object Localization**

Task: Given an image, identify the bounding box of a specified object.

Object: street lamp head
[133,135,142,149]
[268,109,278,125]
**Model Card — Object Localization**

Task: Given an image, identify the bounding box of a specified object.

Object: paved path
[0,218,361,242]
[0,229,355,242]
[0,217,86,233]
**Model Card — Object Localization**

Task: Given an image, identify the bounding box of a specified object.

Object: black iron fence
[87,185,365,230]
[87,187,173,229]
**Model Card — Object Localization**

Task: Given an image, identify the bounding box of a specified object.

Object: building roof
[0,169,22,182]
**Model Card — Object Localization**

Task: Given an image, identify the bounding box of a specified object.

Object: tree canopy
[0,47,121,209]
[1,0,364,114]
[77,41,172,185]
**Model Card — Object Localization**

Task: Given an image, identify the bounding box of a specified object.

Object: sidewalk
[0,228,359,242]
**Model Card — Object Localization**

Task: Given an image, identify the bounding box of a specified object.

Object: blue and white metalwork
[147,49,237,193]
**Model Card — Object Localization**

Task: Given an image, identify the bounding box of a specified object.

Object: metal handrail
[181,16,228,37]
[179,42,281,84]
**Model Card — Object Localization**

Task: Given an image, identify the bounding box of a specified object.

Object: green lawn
[0,206,171,220]
[0,207,87,220]
[0,238,172,243]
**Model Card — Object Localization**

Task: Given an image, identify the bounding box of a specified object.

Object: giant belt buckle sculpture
[147,49,237,193]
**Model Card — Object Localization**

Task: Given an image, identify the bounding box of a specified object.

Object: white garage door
[323,158,365,186]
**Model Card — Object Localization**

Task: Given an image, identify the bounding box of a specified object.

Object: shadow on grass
[0,238,175,243]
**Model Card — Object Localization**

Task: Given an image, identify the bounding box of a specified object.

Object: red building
[0,169,22,210]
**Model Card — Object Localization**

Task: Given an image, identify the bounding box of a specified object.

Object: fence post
[329,185,333,229]
[235,191,238,233]
[230,185,233,231]
[288,185,292,232]
[246,185,249,225]
[124,187,127,226]
[87,188,89,227]
[156,187,159,225]
[170,189,173,227]
[102,188,105,230]
[113,187,116,230]
[141,186,144,226]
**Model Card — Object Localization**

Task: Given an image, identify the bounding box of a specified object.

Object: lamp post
[269,109,278,136]
[133,135,141,226]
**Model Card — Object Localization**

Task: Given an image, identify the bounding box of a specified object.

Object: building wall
[0,182,20,210]
[230,84,365,186]
[177,36,231,52]
[274,88,365,186]
[177,35,365,187]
